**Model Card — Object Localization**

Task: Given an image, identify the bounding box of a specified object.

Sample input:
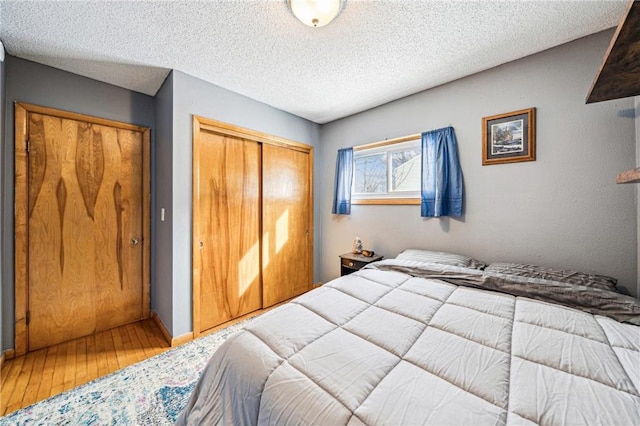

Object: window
[352,135,421,205]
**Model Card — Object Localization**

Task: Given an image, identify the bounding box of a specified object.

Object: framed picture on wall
[482,107,536,165]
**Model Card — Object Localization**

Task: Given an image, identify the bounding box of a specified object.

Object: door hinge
[26,311,30,325]
[26,140,30,153]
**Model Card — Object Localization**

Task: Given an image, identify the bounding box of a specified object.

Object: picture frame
[482,107,536,166]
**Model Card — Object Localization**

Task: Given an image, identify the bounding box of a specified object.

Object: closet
[192,116,313,335]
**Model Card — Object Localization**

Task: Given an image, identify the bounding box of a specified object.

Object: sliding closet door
[194,131,262,333]
[262,144,312,307]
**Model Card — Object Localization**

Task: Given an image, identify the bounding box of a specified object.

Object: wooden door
[262,144,312,307]
[14,103,150,354]
[194,131,262,333]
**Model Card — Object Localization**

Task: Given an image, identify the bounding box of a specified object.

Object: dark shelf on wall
[586,1,640,185]
[586,1,640,104]
[617,168,640,184]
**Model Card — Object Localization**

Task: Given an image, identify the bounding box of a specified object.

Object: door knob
[130,237,140,246]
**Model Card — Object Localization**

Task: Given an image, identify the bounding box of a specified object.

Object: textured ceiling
[0,1,628,124]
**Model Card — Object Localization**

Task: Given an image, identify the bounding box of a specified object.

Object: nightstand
[339,252,384,276]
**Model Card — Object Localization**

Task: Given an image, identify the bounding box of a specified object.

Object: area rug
[0,318,255,425]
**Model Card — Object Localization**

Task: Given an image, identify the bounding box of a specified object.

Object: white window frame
[352,134,421,205]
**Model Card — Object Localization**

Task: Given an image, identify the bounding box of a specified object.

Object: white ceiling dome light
[288,0,345,27]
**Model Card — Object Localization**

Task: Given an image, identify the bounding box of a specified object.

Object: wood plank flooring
[0,301,282,418]
[0,318,169,416]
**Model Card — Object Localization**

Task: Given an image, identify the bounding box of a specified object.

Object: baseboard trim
[171,332,194,347]
[150,311,194,348]
[150,311,172,346]
[1,348,16,368]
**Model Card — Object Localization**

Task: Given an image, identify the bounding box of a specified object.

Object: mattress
[177,260,640,425]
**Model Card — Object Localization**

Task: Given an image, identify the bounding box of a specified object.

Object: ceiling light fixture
[288,0,344,28]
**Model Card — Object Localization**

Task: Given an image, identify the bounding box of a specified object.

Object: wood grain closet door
[27,112,144,350]
[262,144,312,307]
[196,132,262,332]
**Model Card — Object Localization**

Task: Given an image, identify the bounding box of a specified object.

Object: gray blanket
[368,259,640,325]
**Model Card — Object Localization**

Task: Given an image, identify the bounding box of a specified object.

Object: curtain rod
[353,133,421,152]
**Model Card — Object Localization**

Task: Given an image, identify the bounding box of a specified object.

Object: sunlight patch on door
[238,241,259,297]
[276,209,289,253]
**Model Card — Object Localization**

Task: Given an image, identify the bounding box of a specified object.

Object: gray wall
[636,96,639,296]
[166,70,321,337]
[319,30,639,297]
[1,56,155,351]
[152,72,174,334]
[0,42,5,355]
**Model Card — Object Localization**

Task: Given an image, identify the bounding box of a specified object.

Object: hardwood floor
[0,302,283,417]
[1,318,168,416]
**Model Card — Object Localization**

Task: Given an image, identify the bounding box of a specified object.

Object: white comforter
[177,266,640,425]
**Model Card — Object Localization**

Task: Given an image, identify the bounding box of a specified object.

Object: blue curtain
[421,127,463,217]
[332,148,354,215]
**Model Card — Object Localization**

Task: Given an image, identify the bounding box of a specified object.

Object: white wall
[319,30,638,297]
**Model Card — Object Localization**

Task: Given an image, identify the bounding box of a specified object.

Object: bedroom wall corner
[152,71,174,335]
[1,56,156,351]
[169,70,321,337]
[318,29,638,297]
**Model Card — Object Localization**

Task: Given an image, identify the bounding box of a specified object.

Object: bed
[177,251,640,425]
